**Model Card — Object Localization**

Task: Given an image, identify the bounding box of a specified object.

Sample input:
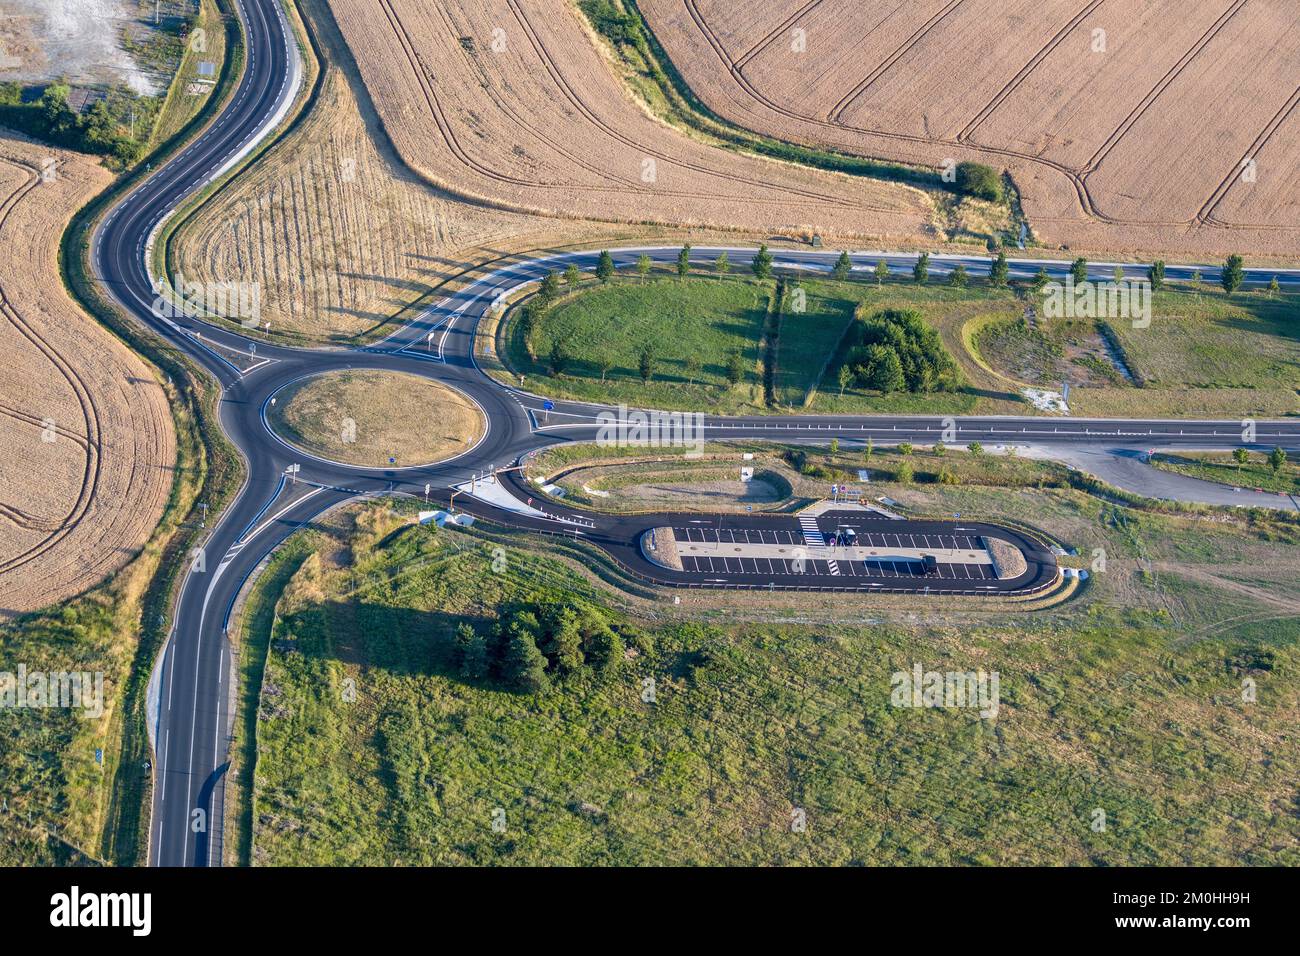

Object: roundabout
[86,0,1300,869]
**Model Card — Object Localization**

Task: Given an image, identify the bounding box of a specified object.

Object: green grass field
[243,475,1300,866]
[498,271,1300,419]
[1151,451,1299,495]
[515,276,772,411]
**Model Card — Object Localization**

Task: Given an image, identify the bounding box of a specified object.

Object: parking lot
[674,524,996,580]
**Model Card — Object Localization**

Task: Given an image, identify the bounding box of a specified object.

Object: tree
[898,442,913,456]
[1113,264,1126,285]
[937,466,958,485]
[543,607,584,673]
[1030,267,1050,296]
[596,250,615,282]
[684,355,701,385]
[837,363,852,397]
[1070,257,1088,285]
[548,338,571,376]
[714,251,730,275]
[583,625,623,675]
[1269,446,1287,475]
[948,264,968,288]
[639,345,655,384]
[833,251,851,280]
[1233,447,1249,471]
[1269,275,1281,296]
[954,161,1002,202]
[752,244,773,280]
[502,630,549,694]
[595,353,614,383]
[677,244,692,279]
[1221,254,1245,294]
[896,460,914,485]
[1148,260,1165,291]
[829,438,840,456]
[564,263,581,287]
[864,438,874,465]
[933,442,946,457]
[913,252,929,285]
[862,345,905,393]
[968,441,984,457]
[456,623,489,682]
[539,271,560,300]
[990,250,1009,288]
[725,349,744,386]
[636,254,653,279]
[874,259,889,287]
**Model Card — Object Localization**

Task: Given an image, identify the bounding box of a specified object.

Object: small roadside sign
[542,399,554,411]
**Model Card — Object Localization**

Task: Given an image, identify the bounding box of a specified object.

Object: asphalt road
[86,0,1300,867]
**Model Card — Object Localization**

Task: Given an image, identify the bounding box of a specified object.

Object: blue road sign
[95,749,102,765]
[542,399,555,411]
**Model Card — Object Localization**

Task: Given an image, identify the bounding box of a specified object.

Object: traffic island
[267,369,485,467]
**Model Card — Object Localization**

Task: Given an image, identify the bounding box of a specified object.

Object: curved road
[86,0,1300,866]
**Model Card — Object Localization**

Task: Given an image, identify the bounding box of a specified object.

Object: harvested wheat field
[640,0,1300,257]
[175,0,647,344]
[324,0,931,238]
[0,133,175,619]
[268,369,485,467]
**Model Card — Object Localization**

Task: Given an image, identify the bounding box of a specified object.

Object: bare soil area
[0,132,175,618]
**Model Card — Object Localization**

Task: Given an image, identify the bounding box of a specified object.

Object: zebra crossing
[799,514,840,575]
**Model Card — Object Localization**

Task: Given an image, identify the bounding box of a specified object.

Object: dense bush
[955,161,1003,202]
[843,308,960,394]
[0,84,143,165]
[465,598,626,693]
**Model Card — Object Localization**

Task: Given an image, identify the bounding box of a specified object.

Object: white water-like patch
[1,0,162,95]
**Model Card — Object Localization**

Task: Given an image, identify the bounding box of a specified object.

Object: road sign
[542,399,554,411]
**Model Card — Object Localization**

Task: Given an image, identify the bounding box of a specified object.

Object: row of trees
[1233,446,1289,475]
[577,247,1274,297]
[455,599,627,694]
[0,83,144,166]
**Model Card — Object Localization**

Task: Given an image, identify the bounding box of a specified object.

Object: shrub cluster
[843,308,960,393]
[456,599,627,694]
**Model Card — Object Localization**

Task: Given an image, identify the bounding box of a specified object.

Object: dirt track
[325,0,932,240]
[0,133,175,618]
[640,0,1300,257]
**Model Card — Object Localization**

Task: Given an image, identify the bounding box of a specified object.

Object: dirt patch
[642,526,681,569]
[0,133,176,618]
[268,369,484,467]
[983,536,1028,580]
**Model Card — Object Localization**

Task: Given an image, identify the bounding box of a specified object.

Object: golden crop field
[174,0,655,344]
[324,0,932,239]
[640,0,1300,257]
[0,134,175,619]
